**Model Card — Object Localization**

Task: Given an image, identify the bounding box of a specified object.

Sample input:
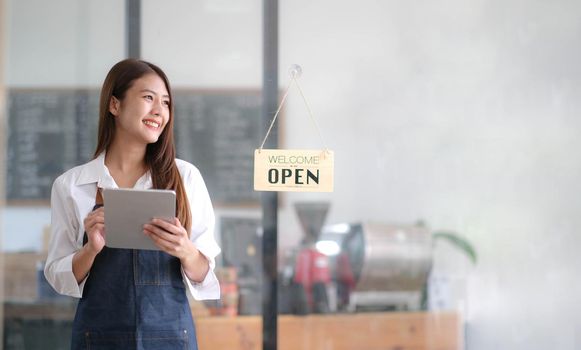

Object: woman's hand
[74,207,106,283]
[144,218,210,282]
[143,218,195,259]
[83,207,106,254]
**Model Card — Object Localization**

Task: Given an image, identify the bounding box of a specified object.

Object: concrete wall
[4,0,581,348]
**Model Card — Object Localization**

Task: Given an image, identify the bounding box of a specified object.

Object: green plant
[419,226,478,310]
[432,231,477,264]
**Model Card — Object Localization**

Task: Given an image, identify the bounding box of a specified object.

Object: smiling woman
[43,59,221,350]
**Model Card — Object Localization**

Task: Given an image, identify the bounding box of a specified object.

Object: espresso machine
[280,201,332,314]
[280,202,433,313]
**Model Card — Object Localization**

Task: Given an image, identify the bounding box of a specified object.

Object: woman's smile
[142,119,161,129]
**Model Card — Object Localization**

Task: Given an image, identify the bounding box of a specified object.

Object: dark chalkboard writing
[7,89,263,205]
[173,91,262,205]
[7,90,100,200]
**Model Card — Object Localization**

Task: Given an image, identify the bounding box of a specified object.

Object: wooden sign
[254,149,334,192]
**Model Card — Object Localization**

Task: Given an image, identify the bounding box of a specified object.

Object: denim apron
[70,194,198,349]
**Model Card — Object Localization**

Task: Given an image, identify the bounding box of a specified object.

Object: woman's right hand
[83,207,106,254]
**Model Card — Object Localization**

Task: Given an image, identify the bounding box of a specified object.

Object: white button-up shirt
[44,153,221,300]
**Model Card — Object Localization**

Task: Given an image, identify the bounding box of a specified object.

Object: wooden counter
[196,311,462,350]
[3,299,461,349]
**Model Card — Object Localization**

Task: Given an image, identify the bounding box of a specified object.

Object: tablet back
[103,188,176,250]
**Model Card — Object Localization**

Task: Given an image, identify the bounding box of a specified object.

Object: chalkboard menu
[173,91,262,205]
[7,89,264,205]
[7,90,99,201]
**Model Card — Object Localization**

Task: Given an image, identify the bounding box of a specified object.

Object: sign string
[259,66,328,153]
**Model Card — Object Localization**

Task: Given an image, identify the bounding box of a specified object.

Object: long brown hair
[94,58,191,234]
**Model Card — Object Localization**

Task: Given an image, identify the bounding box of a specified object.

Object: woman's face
[110,73,170,145]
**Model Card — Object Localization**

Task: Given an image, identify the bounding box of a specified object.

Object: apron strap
[84,188,104,246]
[95,187,104,206]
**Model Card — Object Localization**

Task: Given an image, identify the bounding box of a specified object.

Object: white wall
[5,0,581,349]
[6,0,124,87]
[141,0,262,88]
[1,207,50,251]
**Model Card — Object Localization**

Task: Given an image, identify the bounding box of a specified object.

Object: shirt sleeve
[44,176,87,298]
[180,164,221,300]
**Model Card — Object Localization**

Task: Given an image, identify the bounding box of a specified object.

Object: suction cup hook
[288,64,303,79]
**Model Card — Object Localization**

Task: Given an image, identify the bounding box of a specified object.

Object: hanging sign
[254,64,334,193]
[254,149,334,192]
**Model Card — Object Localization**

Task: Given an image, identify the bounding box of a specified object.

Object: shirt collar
[75,152,153,189]
[75,152,117,188]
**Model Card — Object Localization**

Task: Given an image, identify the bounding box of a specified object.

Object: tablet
[102,188,176,250]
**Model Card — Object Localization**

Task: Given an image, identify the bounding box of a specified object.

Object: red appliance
[291,202,332,313]
[293,247,331,310]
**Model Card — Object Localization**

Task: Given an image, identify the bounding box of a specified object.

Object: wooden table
[196,311,462,350]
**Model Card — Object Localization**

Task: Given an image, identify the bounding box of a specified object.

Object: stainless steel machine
[329,222,432,311]
[287,201,433,313]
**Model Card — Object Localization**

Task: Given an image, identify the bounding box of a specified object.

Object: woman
[44,58,221,349]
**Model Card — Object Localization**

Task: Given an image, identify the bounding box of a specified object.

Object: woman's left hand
[143,218,195,260]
